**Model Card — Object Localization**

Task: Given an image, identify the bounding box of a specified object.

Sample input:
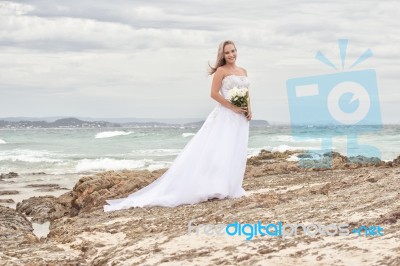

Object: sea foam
[271,144,320,153]
[95,131,133,139]
[75,158,145,172]
[132,149,182,156]
[0,149,63,163]
[182,133,196,138]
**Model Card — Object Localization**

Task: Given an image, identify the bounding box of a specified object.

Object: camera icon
[286,40,382,167]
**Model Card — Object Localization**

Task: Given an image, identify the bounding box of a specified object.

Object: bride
[103,40,252,212]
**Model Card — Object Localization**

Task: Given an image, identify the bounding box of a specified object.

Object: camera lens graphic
[327,81,371,125]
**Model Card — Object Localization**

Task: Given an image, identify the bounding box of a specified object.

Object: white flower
[240,87,248,97]
[229,86,248,100]
[228,86,239,98]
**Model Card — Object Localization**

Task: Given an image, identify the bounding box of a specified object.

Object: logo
[286,39,382,167]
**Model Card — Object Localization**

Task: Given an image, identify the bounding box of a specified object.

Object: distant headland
[0,117,270,129]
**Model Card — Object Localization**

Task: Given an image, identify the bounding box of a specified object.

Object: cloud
[0,1,34,15]
[0,0,399,122]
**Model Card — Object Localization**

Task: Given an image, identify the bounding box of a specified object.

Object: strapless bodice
[220,75,250,99]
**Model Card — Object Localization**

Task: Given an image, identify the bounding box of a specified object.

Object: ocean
[1,124,399,210]
[1,125,400,176]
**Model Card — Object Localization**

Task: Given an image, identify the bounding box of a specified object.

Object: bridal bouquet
[228,87,249,116]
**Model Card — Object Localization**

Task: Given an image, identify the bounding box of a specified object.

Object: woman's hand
[231,106,248,115]
[246,110,253,121]
[231,106,252,120]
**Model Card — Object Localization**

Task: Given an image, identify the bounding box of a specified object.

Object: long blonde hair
[208,40,237,75]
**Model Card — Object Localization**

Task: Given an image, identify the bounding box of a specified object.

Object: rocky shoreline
[1,150,400,265]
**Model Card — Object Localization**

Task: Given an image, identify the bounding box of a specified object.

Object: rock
[16,196,58,224]
[299,160,331,169]
[378,209,400,224]
[348,155,382,165]
[391,155,400,166]
[247,149,303,167]
[0,172,18,179]
[15,169,168,221]
[16,192,74,223]
[0,190,19,195]
[320,183,331,195]
[322,151,338,158]
[292,152,385,170]
[332,153,348,166]
[70,169,163,215]
[34,187,69,192]
[0,205,39,251]
[297,153,313,159]
[0,198,15,203]
[0,152,399,265]
[26,183,68,192]
[31,172,46,175]
[286,165,300,172]
[26,183,60,188]
[52,191,74,220]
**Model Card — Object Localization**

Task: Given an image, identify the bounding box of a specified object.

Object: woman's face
[223,44,236,64]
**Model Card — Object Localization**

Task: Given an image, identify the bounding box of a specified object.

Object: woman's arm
[246,92,253,121]
[210,68,247,115]
[242,68,252,121]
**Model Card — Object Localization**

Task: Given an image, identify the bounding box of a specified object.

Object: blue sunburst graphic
[315,39,373,70]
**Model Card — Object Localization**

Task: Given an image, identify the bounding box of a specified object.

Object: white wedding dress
[103,75,250,212]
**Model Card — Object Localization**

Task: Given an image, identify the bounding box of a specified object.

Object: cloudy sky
[1,0,399,123]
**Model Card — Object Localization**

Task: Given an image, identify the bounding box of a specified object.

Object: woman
[103,40,252,212]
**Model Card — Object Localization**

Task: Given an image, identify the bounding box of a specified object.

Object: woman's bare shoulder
[215,66,228,76]
[217,65,228,72]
